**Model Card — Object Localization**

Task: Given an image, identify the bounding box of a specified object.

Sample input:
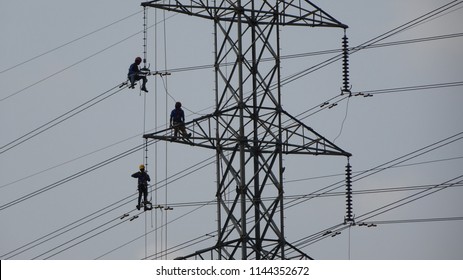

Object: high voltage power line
[0,82,128,155]
[133,175,463,260]
[1,31,461,104]
[1,77,460,160]
[3,150,463,258]
[0,13,178,103]
[1,8,462,154]
[284,132,463,210]
[0,151,215,259]
[364,216,463,225]
[0,10,142,75]
[290,175,463,252]
[0,139,155,211]
[3,130,462,259]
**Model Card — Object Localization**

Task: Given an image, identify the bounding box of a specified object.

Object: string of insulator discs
[345,160,354,224]
[342,29,351,96]
[342,29,354,224]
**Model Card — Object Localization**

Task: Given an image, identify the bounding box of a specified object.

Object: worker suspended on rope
[170,102,191,140]
[131,164,152,210]
[128,57,148,92]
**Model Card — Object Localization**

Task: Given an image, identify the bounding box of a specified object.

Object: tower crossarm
[141,0,347,28]
[143,107,351,157]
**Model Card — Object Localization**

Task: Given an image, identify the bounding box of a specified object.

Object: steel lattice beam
[143,0,350,260]
[142,0,348,28]
[143,109,350,156]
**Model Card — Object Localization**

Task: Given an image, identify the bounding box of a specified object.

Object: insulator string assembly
[345,158,354,224]
[342,29,352,96]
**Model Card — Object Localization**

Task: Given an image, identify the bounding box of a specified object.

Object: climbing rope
[143,6,148,69]
[162,8,170,261]
[138,6,177,260]
[142,6,151,260]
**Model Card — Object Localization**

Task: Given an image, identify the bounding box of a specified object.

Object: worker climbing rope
[131,164,152,210]
[128,57,149,92]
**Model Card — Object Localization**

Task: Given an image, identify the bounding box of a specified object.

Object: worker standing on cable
[131,164,151,210]
[170,102,191,140]
[128,57,148,92]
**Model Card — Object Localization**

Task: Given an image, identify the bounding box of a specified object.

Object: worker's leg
[143,186,148,204]
[137,187,142,210]
[173,125,179,139]
[141,76,148,91]
[180,125,191,138]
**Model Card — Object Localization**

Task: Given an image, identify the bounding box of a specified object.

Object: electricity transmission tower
[142,0,351,260]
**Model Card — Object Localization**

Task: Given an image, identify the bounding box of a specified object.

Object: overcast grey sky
[1,0,462,260]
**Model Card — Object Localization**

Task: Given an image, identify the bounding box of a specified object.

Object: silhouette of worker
[128,57,148,92]
[131,164,151,210]
[170,102,191,140]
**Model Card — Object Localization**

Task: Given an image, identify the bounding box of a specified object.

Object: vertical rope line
[143,99,148,165]
[162,8,169,260]
[142,6,149,260]
[143,6,148,68]
[160,209,164,259]
[348,225,351,260]
[153,7,159,260]
[145,206,148,258]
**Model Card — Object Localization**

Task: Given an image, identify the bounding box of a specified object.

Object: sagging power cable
[0,13,177,103]
[285,131,463,211]
[102,135,463,259]
[25,133,461,259]
[5,77,459,192]
[290,174,463,252]
[278,0,463,90]
[0,10,142,75]
[0,82,128,155]
[2,152,215,259]
[0,139,155,211]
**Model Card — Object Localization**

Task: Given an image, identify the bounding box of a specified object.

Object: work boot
[136,204,141,210]
[141,87,148,93]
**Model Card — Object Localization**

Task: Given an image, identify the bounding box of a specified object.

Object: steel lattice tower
[142,0,351,260]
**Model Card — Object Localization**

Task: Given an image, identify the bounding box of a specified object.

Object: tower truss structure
[142,0,351,260]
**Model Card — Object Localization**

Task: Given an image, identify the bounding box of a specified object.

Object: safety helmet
[175,101,182,108]
[139,164,145,170]
[135,57,142,63]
